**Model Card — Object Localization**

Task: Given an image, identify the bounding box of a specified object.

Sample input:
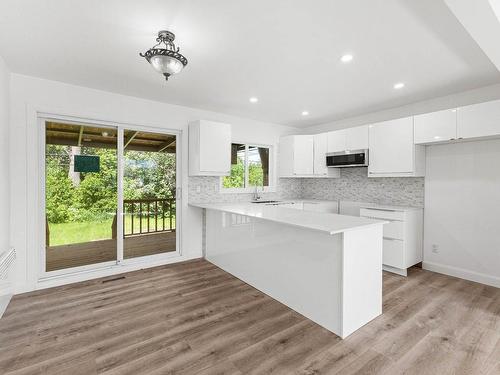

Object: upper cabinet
[346,125,369,150]
[327,125,368,153]
[457,99,500,140]
[279,134,339,178]
[414,109,457,144]
[313,133,328,176]
[368,117,425,177]
[279,135,314,177]
[189,120,231,176]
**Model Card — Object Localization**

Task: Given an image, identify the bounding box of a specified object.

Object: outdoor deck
[46,231,176,271]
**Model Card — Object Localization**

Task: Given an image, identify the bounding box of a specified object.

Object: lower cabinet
[360,206,423,276]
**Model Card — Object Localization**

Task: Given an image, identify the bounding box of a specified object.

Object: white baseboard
[0,293,12,318]
[422,261,500,288]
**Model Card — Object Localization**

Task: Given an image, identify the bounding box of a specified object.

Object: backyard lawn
[48,216,176,246]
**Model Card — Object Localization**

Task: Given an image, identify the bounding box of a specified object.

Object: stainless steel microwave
[326,149,369,168]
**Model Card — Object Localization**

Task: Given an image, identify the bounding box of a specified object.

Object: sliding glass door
[122,129,177,260]
[43,120,179,274]
[45,121,118,271]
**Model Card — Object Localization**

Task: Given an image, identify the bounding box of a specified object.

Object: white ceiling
[0,0,499,128]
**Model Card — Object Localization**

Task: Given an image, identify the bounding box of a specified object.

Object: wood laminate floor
[1,259,499,375]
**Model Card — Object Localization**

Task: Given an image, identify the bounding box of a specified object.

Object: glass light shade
[149,55,184,75]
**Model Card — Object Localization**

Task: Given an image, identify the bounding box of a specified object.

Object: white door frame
[37,112,183,284]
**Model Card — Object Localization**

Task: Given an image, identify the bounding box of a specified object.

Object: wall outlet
[196,185,201,193]
[432,244,439,254]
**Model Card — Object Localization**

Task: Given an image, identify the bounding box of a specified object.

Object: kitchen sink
[251,200,281,204]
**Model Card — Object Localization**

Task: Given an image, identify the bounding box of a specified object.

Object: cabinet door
[414,109,457,144]
[326,130,346,152]
[278,136,294,177]
[457,100,500,139]
[368,117,414,174]
[345,125,369,150]
[313,133,328,175]
[199,121,231,173]
[293,136,314,175]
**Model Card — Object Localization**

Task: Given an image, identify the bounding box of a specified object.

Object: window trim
[220,141,276,194]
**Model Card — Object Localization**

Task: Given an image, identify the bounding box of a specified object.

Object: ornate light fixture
[140,30,188,81]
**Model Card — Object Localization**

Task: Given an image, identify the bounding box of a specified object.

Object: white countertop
[190,202,387,235]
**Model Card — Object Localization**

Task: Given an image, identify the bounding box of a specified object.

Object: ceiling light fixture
[301,111,309,116]
[393,82,405,89]
[140,30,188,81]
[249,97,259,103]
[341,54,353,63]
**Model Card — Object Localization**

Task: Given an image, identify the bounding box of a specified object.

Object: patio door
[44,121,118,272]
[121,129,177,261]
[43,119,179,274]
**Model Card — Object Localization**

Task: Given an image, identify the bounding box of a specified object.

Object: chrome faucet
[253,186,262,201]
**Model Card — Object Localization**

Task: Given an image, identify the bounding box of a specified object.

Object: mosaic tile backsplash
[301,167,424,207]
[189,167,424,207]
[188,176,303,203]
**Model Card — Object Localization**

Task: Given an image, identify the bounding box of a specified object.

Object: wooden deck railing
[111,198,176,238]
[123,198,176,237]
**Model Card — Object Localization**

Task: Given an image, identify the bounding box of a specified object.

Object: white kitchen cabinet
[313,133,328,176]
[326,130,346,152]
[414,109,457,144]
[360,206,423,277]
[189,120,231,176]
[326,125,368,153]
[368,117,425,177]
[280,134,339,178]
[457,99,500,140]
[345,125,369,150]
[279,135,314,177]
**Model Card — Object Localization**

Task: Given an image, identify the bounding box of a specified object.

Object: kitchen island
[190,202,387,338]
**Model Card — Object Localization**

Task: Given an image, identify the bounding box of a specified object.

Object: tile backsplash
[189,167,424,207]
[301,167,424,207]
[188,176,303,203]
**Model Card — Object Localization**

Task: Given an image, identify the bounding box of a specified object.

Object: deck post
[111,213,117,239]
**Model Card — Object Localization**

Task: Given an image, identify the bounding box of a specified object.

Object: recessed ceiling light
[341,54,353,63]
[393,82,405,89]
[249,97,258,103]
[302,111,309,116]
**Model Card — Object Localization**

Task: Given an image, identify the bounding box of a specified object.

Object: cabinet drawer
[383,221,404,240]
[360,208,405,221]
[383,239,404,268]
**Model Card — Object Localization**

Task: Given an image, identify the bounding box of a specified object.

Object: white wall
[0,56,10,255]
[305,83,500,133]
[423,139,500,287]
[9,73,297,293]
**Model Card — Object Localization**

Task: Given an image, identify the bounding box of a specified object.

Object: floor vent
[102,276,126,283]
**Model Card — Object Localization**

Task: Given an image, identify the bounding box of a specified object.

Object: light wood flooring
[0,259,499,374]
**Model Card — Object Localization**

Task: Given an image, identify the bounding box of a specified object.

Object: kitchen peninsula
[190,202,387,338]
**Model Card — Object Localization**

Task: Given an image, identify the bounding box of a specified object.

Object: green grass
[48,215,176,246]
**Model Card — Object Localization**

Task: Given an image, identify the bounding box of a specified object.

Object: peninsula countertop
[190,202,387,235]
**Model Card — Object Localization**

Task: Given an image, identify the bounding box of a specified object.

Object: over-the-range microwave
[326,149,369,168]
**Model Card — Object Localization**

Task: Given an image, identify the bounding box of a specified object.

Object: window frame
[219,141,275,194]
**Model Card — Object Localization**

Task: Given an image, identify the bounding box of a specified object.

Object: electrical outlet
[196,185,201,193]
[432,244,439,254]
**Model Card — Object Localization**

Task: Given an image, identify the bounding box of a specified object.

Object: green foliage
[222,159,264,188]
[45,145,176,224]
[223,159,245,188]
[45,163,74,223]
